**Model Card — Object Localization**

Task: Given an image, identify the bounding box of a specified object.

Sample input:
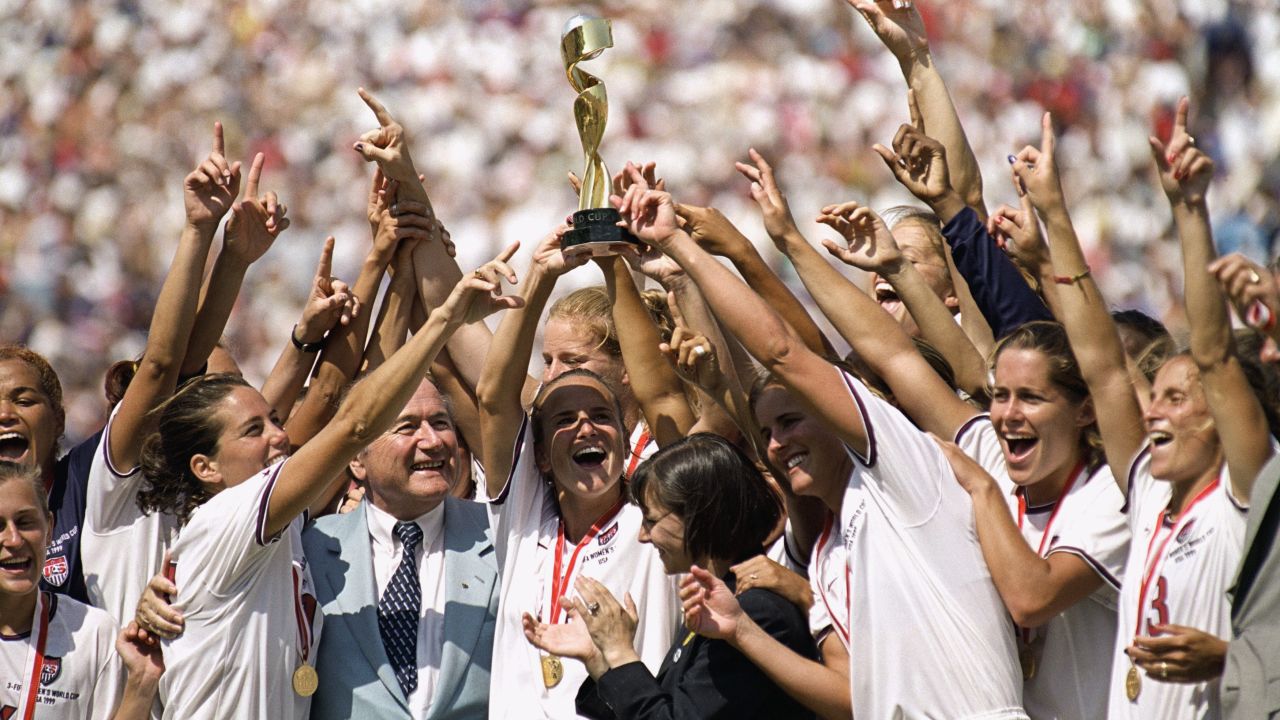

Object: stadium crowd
[2,0,1280,718]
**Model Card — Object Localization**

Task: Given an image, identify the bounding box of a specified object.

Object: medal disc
[293,664,319,697]
[541,654,564,688]
[1125,665,1141,701]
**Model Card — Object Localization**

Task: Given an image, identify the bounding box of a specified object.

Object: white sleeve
[808,571,834,640]
[484,416,550,570]
[89,617,124,720]
[84,404,144,534]
[1046,467,1129,590]
[177,461,288,595]
[1124,447,1156,518]
[765,521,808,576]
[954,414,1015,495]
[839,370,948,526]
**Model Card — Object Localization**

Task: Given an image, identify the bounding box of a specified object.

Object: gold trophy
[560,14,638,257]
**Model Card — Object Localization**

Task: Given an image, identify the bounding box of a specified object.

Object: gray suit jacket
[303,497,498,720]
[1223,454,1280,719]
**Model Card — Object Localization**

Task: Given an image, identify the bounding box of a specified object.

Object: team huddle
[3,1,1279,719]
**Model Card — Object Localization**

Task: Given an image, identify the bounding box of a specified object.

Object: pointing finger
[1040,112,1056,157]
[315,237,335,281]
[212,121,225,157]
[244,153,265,199]
[358,87,394,126]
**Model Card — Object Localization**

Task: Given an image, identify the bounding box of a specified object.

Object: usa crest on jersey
[42,554,69,587]
[40,656,61,686]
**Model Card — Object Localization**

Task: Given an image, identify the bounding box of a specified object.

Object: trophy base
[562,208,639,258]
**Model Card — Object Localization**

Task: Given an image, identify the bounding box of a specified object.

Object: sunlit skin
[0,476,51,635]
[191,386,290,493]
[0,360,59,473]
[1145,355,1223,487]
[541,318,628,388]
[753,385,851,512]
[989,349,1094,505]
[352,379,458,520]
[637,485,694,575]
[534,376,627,509]
[869,222,958,337]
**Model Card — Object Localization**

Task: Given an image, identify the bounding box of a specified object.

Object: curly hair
[0,345,65,463]
[137,373,251,525]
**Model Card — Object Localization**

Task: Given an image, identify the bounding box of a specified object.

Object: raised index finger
[666,290,689,330]
[358,87,394,127]
[1040,112,1056,157]
[243,152,265,199]
[315,236,335,280]
[1173,96,1189,138]
[212,121,225,157]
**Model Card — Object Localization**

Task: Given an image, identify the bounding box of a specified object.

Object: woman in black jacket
[523,433,817,720]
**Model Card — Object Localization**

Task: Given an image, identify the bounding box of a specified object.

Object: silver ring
[587,602,601,616]
[1250,270,1262,284]
[692,346,707,357]
[1186,135,1196,146]
[1160,661,1169,678]
[749,573,758,580]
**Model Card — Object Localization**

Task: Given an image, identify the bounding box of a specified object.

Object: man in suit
[1222,452,1280,719]
[305,377,498,720]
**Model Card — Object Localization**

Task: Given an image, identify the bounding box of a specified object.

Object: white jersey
[624,423,657,478]
[80,404,178,627]
[486,417,680,720]
[160,460,323,720]
[0,594,122,719]
[1108,449,1247,720]
[957,416,1129,719]
[764,520,808,577]
[836,371,1026,719]
[808,515,850,649]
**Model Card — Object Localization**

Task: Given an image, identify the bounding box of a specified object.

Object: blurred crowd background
[2,0,1278,443]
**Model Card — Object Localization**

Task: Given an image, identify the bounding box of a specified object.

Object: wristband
[291,324,325,353]
[1052,267,1091,285]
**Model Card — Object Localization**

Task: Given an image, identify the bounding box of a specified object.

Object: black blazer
[576,578,818,720]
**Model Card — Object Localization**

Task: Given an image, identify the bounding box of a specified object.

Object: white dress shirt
[366,500,447,718]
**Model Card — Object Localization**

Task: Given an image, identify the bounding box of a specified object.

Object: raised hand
[734,148,800,243]
[673,203,751,260]
[532,225,590,278]
[659,291,720,389]
[816,201,903,274]
[988,175,1048,275]
[353,88,419,184]
[223,153,289,265]
[679,565,746,641]
[572,576,640,665]
[873,90,952,204]
[848,0,929,61]
[1010,112,1067,212]
[1209,253,1279,332]
[571,160,665,200]
[296,237,359,345]
[117,621,166,680]
[1149,97,1213,207]
[612,165,683,250]
[184,122,242,231]
[438,242,525,325]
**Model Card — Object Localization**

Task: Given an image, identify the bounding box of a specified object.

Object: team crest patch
[42,555,69,587]
[40,657,61,686]
[1176,519,1197,543]
[598,523,618,546]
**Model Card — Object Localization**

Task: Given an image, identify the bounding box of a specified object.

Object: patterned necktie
[379,520,423,697]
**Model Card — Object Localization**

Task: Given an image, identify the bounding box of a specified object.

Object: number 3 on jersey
[1145,575,1169,634]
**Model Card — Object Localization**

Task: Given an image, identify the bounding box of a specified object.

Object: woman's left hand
[117,621,165,685]
[1128,624,1227,684]
[573,576,641,668]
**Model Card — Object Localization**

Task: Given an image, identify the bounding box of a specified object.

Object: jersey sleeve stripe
[490,414,530,506]
[100,410,139,479]
[953,413,990,445]
[253,461,289,547]
[1046,545,1122,590]
[1121,446,1151,514]
[837,369,876,468]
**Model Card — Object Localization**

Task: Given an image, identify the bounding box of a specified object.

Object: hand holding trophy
[560,14,639,258]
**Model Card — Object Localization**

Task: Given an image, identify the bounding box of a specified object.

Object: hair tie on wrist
[291,324,325,353]
[1052,267,1091,285]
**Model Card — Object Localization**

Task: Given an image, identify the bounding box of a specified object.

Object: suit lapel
[325,503,411,712]
[430,498,497,717]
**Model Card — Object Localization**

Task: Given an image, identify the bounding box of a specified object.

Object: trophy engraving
[560,14,637,256]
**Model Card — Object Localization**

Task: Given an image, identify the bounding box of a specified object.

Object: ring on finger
[1160,661,1169,678]
[750,573,759,580]
[473,268,485,279]
[1249,270,1262,284]
[1186,135,1196,146]
[692,346,707,358]
[587,602,601,617]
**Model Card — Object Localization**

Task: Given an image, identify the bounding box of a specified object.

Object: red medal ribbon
[19,591,50,720]
[1133,478,1220,638]
[548,496,627,624]
[1016,460,1087,555]
[814,515,851,646]
[291,565,316,664]
[626,429,652,478]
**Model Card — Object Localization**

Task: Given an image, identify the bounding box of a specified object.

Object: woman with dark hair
[523,433,816,720]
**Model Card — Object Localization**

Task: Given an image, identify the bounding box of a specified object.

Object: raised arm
[476,227,584,496]
[109,125,229,471]
[267,245,523,536]
[1151,98,1272,497]
[1011,113,1145,490]
[735,153,975,440]
[851,0,986,215]
[361,237,422,377]
[601,256,695,446]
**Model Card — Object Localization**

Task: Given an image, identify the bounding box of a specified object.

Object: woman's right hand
[437,242,525,326]
[135,566,185,641]
[680,565,747,643]
[531,224,589,279]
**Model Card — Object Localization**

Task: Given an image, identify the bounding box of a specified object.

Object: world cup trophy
[560,14,638,257]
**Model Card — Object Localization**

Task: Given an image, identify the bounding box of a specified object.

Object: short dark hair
[630,433,782,564]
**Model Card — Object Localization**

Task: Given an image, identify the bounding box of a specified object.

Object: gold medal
[1125,663,1141,701]
[293,663,319,697]
[1018,644,1037,681]
[541,654,564,688]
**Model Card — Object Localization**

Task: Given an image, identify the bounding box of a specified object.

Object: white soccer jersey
[836,371,1027,719]
[957,414,1130,719]
[808,515,850,650]
[486,417,680,720]
[159,460,323,720]
[0,594,122,719]
[1108,449,1247,720]
[765,520,808,576]
[624,423,657,478]
[80,405,178,628]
